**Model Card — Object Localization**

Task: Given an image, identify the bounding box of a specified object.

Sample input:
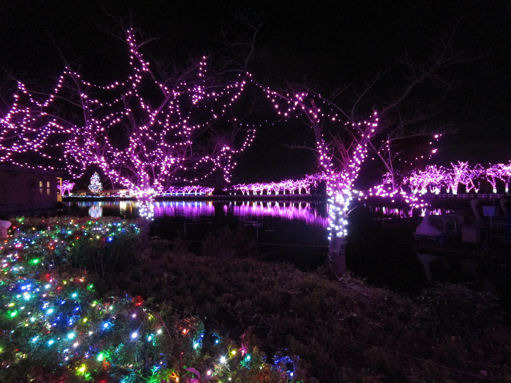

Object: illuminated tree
[88,172,103,194]
[328,32,474,195]
[446,161,470,194]
[259,85,379,275]
[57,180,75,196]
[408,165,446,195]
[0,29,258,196]
[460,163,485,193]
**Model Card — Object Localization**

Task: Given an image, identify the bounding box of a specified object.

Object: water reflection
[224,201,328,227]
[70,200,328,226]
[73,200,454,223]
[138,199,155,220]
[367,205,453,218]
[154,200,215,219]
[88,204,103,218]
[65,199,509,300]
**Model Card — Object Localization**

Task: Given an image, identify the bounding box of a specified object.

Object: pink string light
[364,161,511,210]
[0,29,257,195]
[57,180,75,196]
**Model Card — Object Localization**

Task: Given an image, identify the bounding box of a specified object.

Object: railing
[430,193,509,200]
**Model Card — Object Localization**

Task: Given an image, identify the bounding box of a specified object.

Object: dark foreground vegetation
[4,217,511,382]
[86,224,511,382]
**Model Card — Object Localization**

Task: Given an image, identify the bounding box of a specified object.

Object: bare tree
[319,31,480,193]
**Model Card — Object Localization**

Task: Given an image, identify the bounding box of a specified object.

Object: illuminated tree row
[0,28,383,203]
[407,161,511,195]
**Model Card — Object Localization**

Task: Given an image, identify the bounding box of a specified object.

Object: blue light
[102,321,113,331]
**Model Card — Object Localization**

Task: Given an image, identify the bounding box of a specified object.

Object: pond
[65,200,331,269]
[63,200,510,302]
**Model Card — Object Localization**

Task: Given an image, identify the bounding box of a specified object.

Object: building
[0,164,61,216]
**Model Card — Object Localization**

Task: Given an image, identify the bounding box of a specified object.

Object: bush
[201,226,259,259]
[1,218,291,382]
[103,242,511,382]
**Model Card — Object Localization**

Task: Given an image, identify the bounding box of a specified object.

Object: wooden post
[57,177,63,202]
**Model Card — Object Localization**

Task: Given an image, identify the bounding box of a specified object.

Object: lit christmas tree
[88,172,102,194]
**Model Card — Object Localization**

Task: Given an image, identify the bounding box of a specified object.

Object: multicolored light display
[0,218,297,382]
[88,172,103,195]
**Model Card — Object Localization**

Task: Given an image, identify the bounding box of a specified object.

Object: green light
[96,352,105,362]
[29,258,40,266]
[7,310,18,318]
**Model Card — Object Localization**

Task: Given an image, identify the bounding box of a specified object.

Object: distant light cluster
[229,174,323,196]
[407,161,511,195]
[360,161,511,210]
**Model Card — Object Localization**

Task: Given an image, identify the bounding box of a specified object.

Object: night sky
[1,0,509,184]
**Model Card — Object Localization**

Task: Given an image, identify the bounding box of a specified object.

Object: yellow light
[76,363,87,375]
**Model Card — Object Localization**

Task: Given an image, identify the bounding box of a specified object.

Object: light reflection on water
[224,201,328,227]
[367,205,453,218]
[64,199,505,296]
[71,200,330,226]
[71,200,441,223]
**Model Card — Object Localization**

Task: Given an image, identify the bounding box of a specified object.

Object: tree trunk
[326,190,350,277]
[329,236,347,276]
